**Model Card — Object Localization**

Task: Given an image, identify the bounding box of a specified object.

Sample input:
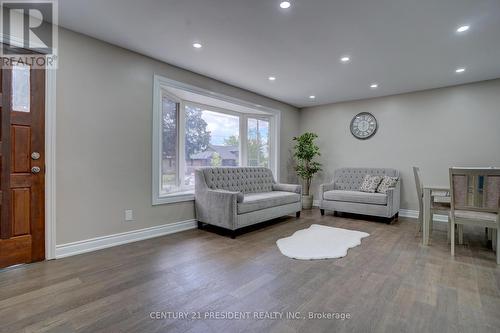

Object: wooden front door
[0,64,45,269]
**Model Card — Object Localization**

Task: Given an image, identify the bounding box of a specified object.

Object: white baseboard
[398,209,418,219]
[312,200,447,223]
[55,219,197,259]
[399,209,448,222]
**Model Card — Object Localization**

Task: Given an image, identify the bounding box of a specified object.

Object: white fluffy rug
[276,224,369,260]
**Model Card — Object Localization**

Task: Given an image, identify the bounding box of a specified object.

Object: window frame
[153,83,194,204]
[152,74,280,205]
[246,116,274,170]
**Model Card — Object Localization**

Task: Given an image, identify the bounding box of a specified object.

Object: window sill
[153,191,195,205]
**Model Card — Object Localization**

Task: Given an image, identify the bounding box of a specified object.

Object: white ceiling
[58,0,500,108]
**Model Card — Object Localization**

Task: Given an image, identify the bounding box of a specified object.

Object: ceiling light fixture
[340,56,350,63]
[280,1,291,9]
[370,83,378,89]
[268,76,276,81]
[192,42,202,49]
[456,25,470,33]
[309,95,316,99]
[455,68,466,73]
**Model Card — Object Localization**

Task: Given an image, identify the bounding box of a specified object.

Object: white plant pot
[302,195,313,210]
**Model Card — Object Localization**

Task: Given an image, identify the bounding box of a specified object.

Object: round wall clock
[350,112,378,140]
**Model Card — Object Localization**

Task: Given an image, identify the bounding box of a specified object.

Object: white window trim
[246,115,276,172]
[152,74,281,205]
[152,78,190,204]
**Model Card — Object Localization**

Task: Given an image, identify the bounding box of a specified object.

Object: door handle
[31,166,41,174]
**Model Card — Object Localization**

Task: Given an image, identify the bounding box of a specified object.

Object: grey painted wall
[299,79,500,211]
[56,29,299,244]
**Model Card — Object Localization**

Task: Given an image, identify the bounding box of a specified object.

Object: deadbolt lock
[31,152,41,160]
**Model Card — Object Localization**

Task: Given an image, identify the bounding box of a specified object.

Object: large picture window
[153,75,279,204]
[184,104,240,187]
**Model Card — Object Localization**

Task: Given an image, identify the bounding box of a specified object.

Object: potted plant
[293,132,322,210]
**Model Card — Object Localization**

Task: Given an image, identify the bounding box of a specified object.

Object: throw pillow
[377,176,399,194]
[359,175,383,193]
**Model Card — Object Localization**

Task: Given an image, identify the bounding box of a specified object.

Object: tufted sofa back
[333,168,399,191]
[201,167,275,193]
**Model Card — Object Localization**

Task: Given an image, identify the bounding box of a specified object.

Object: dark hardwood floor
[1,209,499,333]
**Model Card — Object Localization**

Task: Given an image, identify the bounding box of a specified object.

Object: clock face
[350,112,377,140]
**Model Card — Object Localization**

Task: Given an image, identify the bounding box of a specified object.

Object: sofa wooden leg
[395,212,399,221]
[320,209,325,216]
[385,216,395,224]
[197,221,204,229]
[296,211,301,218]
[230,230,237,239]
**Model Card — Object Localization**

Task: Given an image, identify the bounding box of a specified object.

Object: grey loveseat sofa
[319,168,400,220]
[195,167,302,238]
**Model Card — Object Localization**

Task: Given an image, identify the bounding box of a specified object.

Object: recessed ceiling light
[280,1,291,9]
[340,56,350,63]
[268,76,276,81]
[456,25,470,33]
[370,83,378,89]
[309,95,316,99]
[455,68,466,73]
[192,42,202,49]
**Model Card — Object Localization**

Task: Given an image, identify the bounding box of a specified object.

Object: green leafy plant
[293,132,322,196]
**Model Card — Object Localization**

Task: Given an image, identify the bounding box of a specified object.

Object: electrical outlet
[124,209,134,222]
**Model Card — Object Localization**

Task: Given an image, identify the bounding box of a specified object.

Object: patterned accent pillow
[377,176,399,194]
[359,175,383,193]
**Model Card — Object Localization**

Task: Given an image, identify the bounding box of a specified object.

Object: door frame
[45,68,56,259]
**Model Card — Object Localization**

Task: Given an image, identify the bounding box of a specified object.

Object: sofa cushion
[238,191,301,214]
[376,176,399,194]
[359,175,383,193]
[323,190,387,205]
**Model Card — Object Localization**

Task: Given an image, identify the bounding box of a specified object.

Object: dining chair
[413,166,454,240]
[449,168,500,264]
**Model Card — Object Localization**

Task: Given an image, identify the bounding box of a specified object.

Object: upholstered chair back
[450,168,500,212]
[201,167,275,193]
[333,168,399,191]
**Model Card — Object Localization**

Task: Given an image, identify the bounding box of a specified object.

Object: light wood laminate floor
[1,209,499,333]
